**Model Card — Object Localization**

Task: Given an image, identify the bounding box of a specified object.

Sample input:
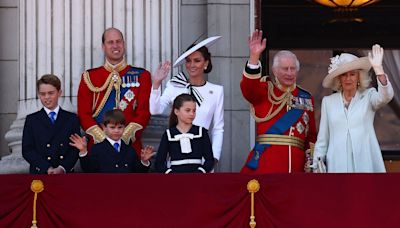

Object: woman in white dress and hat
[150,36,224,167]
[313,44,394,173]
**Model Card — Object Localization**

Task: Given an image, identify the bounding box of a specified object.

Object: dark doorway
[262,0,400,49]
[261,0,400,171]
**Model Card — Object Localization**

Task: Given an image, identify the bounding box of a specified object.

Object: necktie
[113,142,120,152]
[49,111,56,124]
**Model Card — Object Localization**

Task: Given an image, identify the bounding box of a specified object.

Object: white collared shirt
[106,137,122,152]
[43,105,60,121]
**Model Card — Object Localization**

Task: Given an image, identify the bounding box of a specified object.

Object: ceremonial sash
[95,67,144,124]
[246,89,310,170]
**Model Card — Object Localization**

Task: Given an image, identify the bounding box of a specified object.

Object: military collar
[104,58,127,72]
[273,77,296,92]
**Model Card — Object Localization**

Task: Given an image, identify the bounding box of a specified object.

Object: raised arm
[150,61,174,115]
[240,30,270,104]
[368,44,394,110]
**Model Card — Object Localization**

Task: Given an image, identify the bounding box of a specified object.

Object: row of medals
[121,75,140,88]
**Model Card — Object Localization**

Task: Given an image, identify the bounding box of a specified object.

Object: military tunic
[77,61,151,155]
[240,64,317,173]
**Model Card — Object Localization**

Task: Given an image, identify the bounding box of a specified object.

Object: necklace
[342,94,353,109]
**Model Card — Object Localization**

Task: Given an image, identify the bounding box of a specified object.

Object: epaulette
[86,66,103,73]
[297,85,312,96]
[260,75,271,82]
[129,66,146,71]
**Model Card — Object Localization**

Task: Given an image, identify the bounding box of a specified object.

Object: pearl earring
[204,66,207,70]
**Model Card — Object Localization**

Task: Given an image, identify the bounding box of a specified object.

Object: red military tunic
[240,64,317,173]
[77,60,151,155]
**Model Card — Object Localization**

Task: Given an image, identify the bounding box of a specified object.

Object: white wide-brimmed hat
[322,53,371,89]
[173,36,222,67]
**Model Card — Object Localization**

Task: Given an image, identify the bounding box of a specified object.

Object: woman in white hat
[313,44,394,173]
[149,37,224,168]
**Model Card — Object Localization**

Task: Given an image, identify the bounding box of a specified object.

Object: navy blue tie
[49,111,56,124]
[113,142,120,152]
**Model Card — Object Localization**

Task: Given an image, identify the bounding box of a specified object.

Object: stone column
[0,0,179,173]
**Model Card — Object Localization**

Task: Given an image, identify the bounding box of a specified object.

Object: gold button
[47,156,51,160]
[47,144,51,148]
[59,155,64,160]
[115,164,119,168]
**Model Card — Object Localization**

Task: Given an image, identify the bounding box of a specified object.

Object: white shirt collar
[43,106,60,116]
[106,137,122,149]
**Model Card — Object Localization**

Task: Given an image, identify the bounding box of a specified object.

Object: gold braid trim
[243,69,261,79]
[83,71,122,118]
[122,122,143,145]
[83,59,127,118]
[86,125,106,144]
[83,71,112,93]
[250,81,292,123]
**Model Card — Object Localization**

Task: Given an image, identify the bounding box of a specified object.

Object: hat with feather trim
[322,53,371,90]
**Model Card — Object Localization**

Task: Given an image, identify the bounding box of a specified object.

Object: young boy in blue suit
[22,74,81,174]
[70,109,154,173]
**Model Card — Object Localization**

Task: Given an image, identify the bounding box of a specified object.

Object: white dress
[313,78,394,172]
[150,78,224,160]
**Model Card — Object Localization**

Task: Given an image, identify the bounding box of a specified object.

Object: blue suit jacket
[80,140,149,173]
[22,108,80,174]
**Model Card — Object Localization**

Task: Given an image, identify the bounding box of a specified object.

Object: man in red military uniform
[240,30,317,173]
[77,28,151,155]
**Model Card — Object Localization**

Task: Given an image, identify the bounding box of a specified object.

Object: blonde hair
[331,70,371,91]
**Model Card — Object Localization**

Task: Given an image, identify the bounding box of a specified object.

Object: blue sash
[95,67,144,124]
[246,89,310,170]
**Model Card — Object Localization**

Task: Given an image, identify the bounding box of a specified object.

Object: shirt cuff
[377,74,390,87]
[165,168,172,174]
[141,160,150,167]
[151,86,162,92]
[198,167,206,173]
[58,165,66,173]
[247,61,261,69]
[79,151,88,157]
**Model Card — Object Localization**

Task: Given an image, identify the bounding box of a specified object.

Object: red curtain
[1,173,400,228]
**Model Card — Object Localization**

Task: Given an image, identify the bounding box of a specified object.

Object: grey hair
[331,70,371,92]
[272,50,300,71]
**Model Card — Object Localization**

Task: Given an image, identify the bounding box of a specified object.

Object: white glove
[368,44,384,75]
